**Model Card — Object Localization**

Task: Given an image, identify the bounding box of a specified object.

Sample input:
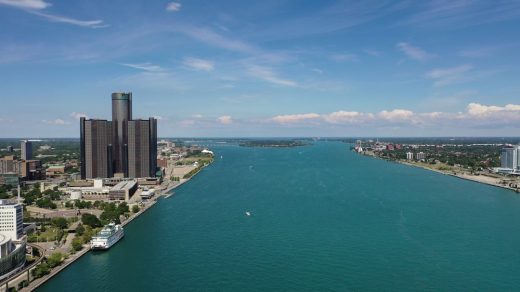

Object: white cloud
[183,57,214,71]
[271,113,320,124]
[467,103,520,118]
[267,103,520,129]
[0,0,50,9]
[29,10,106,28]
[311,68,323,74]
[43,118,69,125]
[217,115,233,125]
[166,2,181,12]
[426,64,473,86]
[247,65,297,87]
[1,0,107,28]
[396,42,435,61]
[322,111,372,124]
[121,62,166,72]
[192,114,203,118]
[378,109,415,121]
[69,112,88,120]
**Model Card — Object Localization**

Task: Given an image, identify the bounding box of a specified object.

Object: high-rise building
[406,152,414,160]
[20,140,32,160]
[0,200,23,241]
[80,93,157,179]
[500,146,519,171]
[0,156,19,174]
[128,118,157,178]
[112,92,132,176]
[80,118,113,179]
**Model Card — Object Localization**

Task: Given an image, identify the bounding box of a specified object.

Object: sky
[0,0,520,137]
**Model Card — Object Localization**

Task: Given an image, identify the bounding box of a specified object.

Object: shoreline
[360,151,519,193]
[22,162,211,291]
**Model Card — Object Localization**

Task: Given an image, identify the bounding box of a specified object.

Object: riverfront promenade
[17,159,211,291]
[22,198,159,291]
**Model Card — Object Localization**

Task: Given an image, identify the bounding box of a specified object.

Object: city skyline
[1,0,520,137]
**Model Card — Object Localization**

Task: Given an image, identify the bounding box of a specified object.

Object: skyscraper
[500,146,519,171]
[20,140,32,160]
[128,118,157,178]
[80,118,113,179]
[112,92,132,176]
[80,93,157,179]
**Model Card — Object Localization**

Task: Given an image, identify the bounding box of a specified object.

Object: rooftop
[112,180,137,191]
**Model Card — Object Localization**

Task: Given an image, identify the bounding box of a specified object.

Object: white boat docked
[90,223,124,250]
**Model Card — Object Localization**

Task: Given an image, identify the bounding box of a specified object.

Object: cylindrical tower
[112,92,132,175]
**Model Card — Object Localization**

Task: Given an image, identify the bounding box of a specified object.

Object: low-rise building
[46,164,66,176]
[109,180,137,201]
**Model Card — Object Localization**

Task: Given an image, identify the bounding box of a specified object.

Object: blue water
[39,142,520,291]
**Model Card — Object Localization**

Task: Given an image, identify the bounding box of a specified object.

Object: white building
[0,200,23,241]
[201,149,214,155]
[406,152,414,160]
[500,146,520,172]
[416,152,426,161]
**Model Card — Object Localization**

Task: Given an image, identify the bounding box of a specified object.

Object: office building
[20,140,32,160]
[0,201,25,280]
[19,160,44,180]
[112,92,132,175]
[80,118,113,179]
[0,156,19,174]
[128,118,157,178]
[109,180,137,201]
[0,200,23,241]
[80,93,157,179]
[6,146,13,153]
[500,146,519,171]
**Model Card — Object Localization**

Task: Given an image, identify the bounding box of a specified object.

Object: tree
[75,224,85,236]
[117,202,129,214]
[51,217,68,229]
[100,210,120,224]
[36,198,57,209]
[132,205,140,213]
[47,252,64,268]
[81,213,102,228]
[32,262,50,278]
[71,238,83,251]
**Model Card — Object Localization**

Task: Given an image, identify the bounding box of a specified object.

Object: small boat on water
[245,211,251,216]
[90,223,124,250]
[164,192,174,199]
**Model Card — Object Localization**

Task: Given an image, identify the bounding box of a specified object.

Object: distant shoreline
[358,151,520,193]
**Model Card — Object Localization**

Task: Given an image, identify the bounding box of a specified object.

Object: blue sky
[0,0,520,137]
